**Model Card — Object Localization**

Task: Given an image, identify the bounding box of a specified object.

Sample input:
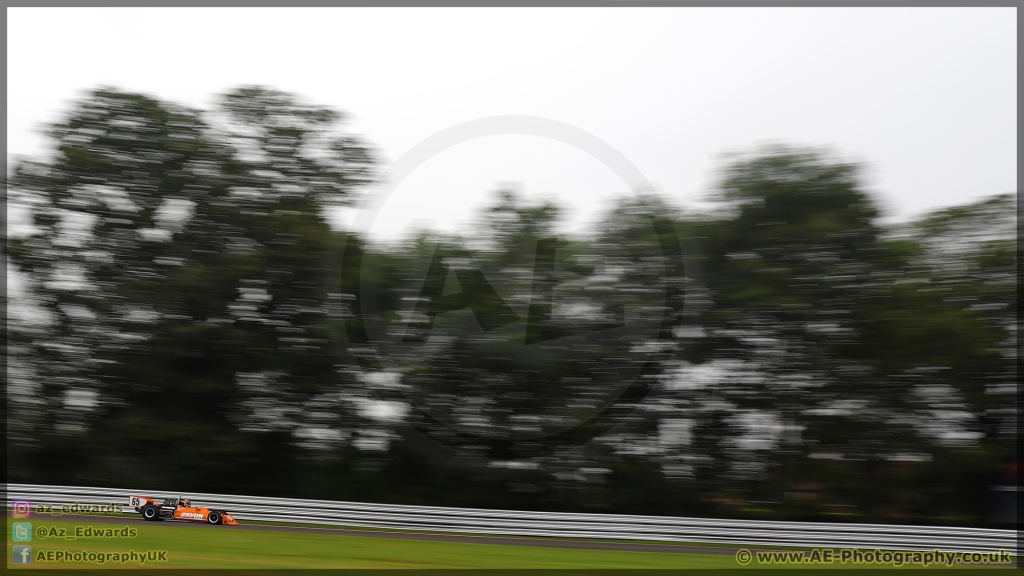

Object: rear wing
[128,495,180,508]
[127,496,153,508]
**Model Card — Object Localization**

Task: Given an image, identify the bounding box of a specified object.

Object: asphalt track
[14,512,741,556]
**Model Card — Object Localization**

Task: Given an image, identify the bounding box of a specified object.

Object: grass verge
[8,517,735,569]
[8,518,1014,570]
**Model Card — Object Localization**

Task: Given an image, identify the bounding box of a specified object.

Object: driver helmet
[182,498,192,507]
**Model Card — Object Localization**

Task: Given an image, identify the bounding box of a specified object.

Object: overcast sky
[6,7,1017,242]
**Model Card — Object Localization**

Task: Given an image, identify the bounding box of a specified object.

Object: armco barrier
[5,483,1017,553]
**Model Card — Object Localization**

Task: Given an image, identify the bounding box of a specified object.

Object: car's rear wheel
[141,505,159,521]
[207,512,221,525]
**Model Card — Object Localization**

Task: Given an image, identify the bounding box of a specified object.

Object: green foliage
[7,86,376,491]
[6,90,1015,527]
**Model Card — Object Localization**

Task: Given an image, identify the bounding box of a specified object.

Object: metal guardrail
[5,483,1017,553]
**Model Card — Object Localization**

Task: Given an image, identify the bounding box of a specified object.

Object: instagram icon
[12,499,32,518]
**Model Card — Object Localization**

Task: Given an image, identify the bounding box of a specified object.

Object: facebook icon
[12,546,32,565]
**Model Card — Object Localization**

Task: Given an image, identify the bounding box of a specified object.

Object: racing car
[128,495,238,525]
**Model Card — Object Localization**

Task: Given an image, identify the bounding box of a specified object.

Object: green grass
[6,518,738,569]
[6,518,1014,570]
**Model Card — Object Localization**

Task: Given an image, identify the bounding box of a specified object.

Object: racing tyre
[141,505,159,521]
[207,512,222,525]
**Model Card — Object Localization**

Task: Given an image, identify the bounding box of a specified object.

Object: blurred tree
[677,145,1013,521]
[675,146,896,503]
[898,193,1016,445]
[7,86,376,493]
[8,89,225,483]
[341,189,688,502]
[6,90,1015,525]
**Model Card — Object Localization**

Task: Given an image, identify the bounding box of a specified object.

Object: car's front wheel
[141,505,159,521]
[207,512,221,525]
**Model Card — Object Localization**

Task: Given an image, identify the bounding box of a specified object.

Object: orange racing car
[128,495,238,525]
